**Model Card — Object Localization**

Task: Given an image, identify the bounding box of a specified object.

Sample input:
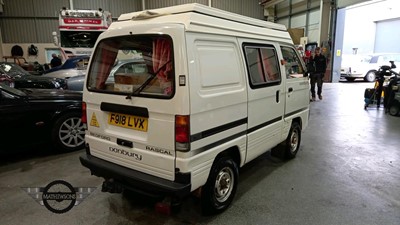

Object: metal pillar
[331,3,345,83]
[319,0,331,45]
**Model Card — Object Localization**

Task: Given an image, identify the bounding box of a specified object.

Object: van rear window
[87,35,174,98]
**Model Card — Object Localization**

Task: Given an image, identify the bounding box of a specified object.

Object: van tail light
[82,102,87,124]
[175,115,190,151]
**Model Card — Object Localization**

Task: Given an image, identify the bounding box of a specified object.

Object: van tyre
[201,156,238,215]
[284,122,301,159]
[51,112,86,152]
[271,122,301,159]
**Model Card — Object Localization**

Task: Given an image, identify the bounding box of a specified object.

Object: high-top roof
[117,3,286,31]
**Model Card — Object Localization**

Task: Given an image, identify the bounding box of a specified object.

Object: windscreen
[60,31,102,48]
[0,63,30,76]
[87,35,174,98]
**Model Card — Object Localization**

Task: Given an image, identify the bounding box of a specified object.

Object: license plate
[108,112,148,132]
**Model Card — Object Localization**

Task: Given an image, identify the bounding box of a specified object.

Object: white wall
[1,43,60,65]
[343,0,400,55]
[338,0,374,8]
[374,19,400,53]
[279,17,289,29]
[307,9,320,43]
[275,3,321,44]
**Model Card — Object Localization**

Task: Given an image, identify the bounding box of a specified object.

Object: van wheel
[52,112,86,152]
[201,156,238,215]
[284,122,301,159]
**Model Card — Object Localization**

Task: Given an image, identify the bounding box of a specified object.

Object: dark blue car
[43,55,89,79]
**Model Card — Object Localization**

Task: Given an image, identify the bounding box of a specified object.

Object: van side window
[244,45,280,88]
[281,46,305,78]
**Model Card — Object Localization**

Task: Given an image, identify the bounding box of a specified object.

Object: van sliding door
[241,41,285,163]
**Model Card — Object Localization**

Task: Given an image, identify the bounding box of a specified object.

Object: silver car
[67,59,147,91]
[341,53,400,82]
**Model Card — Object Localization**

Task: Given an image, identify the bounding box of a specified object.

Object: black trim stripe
[191,131,247,154]
[190,118,247,142]
[190,115,283,153]
[190,116,282,147]
[284,107,309,118]
[247,116,282,134]
[100,102,149,118]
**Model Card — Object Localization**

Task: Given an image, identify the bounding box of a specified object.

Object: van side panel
[175,33,247,190]
[187,33,248,151]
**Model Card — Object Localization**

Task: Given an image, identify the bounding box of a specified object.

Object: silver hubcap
[214,167,234,203]
[290,129,299,153]
[59,117,85,148]
[367,72,375,81]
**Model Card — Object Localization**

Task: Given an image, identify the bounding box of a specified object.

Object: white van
[80,3,310,215]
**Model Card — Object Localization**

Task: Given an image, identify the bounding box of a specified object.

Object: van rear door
[84,25,186,181]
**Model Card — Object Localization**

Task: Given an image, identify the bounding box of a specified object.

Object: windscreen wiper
[125,60,171,99]
[125,73,156,99]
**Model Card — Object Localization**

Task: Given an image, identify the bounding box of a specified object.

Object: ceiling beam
[259,0,286,8]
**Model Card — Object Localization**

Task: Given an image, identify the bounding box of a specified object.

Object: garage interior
[0,0,399,224]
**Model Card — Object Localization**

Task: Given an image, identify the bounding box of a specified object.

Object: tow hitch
[101,179,182,215]
[101,179,124,193]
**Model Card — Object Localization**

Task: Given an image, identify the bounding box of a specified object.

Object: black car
[0,83,85,152]
[0,62,67,89]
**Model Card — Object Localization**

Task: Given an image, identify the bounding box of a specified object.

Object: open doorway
[333,0,400,82]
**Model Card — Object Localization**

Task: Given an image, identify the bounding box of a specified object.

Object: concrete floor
[0,82,399,225]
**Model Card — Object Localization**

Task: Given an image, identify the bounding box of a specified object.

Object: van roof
[117,3,287,31]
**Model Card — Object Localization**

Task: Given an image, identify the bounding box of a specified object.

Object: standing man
[50,53,62,68]
[310,47,327,101]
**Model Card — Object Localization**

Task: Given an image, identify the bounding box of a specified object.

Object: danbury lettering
[109,147,142,161]
[146,146,173,156]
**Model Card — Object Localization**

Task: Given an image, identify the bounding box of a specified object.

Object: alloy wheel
[58,117,85,148]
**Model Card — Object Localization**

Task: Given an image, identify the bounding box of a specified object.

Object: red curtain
[95,41,118,89]
[261,49,278,81]
[152,38,172,82]
[257,49,266,82]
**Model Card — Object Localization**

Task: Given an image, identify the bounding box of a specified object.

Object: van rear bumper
[79,154,191,197]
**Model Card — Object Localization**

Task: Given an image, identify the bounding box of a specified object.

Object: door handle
[288,87,293,92]
[276,90,279,103]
